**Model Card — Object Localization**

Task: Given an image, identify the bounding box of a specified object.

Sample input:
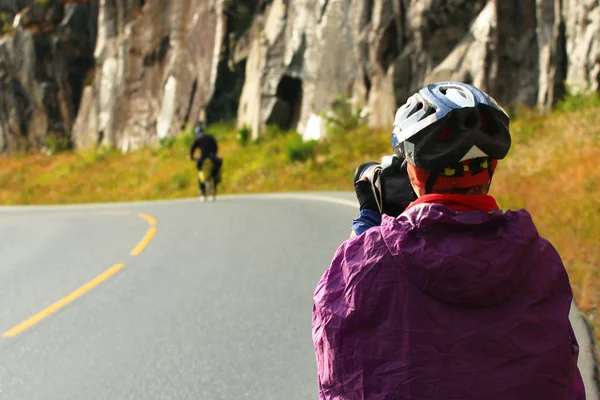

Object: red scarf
[406,194,500,212]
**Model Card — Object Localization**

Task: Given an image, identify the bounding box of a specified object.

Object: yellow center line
[2,212,158,338]
[129,213,158,256]
[138,213,157,225]
[130,226,157,256]
[3,264,125,338]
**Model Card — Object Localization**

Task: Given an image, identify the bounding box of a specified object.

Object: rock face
[237,0,600,136]
[563,0,600,93]
[2,0,600,153]
[0,0,32,15]
[73,0,229,151]
[0,0,97,153]
[74,0,265,151]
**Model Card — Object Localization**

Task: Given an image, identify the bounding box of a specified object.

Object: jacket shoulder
[314,227,393,311]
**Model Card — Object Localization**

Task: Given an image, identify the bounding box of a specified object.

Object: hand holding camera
[353,155,417,217]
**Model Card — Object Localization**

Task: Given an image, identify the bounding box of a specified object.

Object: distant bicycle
[194,156,221,202]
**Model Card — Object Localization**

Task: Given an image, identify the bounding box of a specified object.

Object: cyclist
[312,82,585,399]
[189,123,222,199]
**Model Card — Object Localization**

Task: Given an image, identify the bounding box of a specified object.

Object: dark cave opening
[266,75,303,131]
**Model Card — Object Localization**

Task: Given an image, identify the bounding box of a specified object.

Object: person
[189,123,222,197]
[312,82,586,399]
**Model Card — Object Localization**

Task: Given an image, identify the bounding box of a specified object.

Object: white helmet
[391,82,511,173]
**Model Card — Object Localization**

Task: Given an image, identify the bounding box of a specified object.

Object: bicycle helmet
[391,81,511,193]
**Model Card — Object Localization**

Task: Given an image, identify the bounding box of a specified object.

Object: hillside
[1,97,600,353]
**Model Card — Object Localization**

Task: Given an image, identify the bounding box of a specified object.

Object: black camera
[353,155,417,217]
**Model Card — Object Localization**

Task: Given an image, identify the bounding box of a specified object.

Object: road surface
[0,192,597,400]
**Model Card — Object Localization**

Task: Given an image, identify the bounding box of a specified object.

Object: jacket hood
[381,203,540,306]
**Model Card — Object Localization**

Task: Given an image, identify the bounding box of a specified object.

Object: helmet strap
[486,160,494,193]
[425,170,439,195]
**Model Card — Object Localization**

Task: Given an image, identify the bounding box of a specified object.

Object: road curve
[0,192,596,400]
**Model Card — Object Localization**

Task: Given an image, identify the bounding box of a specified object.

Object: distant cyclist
[189,123,222,198]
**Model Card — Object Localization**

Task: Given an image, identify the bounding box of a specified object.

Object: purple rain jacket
[313,195,585,400]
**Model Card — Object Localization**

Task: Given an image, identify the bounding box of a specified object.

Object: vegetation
[0,12,12,34]
[0,93,599,350]
[43,132,73,154]
[494,92,600,332]
[236,124,251,146]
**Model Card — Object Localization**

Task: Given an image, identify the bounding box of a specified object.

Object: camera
[353,155,417,217]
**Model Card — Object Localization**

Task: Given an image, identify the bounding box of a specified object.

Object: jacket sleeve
[352,209,382,236]
[313,242,357,399]
[312,230,394,399]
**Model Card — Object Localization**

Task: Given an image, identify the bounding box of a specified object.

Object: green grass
[1,99,600,356]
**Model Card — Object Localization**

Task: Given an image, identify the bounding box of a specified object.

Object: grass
[1,97,600,352]
[492,94,600,357]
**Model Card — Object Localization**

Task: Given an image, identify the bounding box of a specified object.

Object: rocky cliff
[0,0,97,153]
[1,0,599,153]
[237,0,600,138]
[74,0,230,151]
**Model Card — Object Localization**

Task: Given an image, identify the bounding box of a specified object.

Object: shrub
[208,121,237,141]
[158,136,176,150]
[237,124,251,146]
[284,134,318,163]
[264,124,285,139]
[323,95,364,136]
[556,87,600,113]
[44,132,72,154]
[179,131,195,149]
[0,12,12,34]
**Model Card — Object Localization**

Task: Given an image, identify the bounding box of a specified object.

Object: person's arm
[351,179,382,236]
[313,240,361,398]
[313,232,393,398]
[351,209,382,237]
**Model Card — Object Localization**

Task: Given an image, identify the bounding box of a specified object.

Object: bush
[284,134,318,163]
[0,12,12,34]
[237,124,251,146]
[179,131,195,149]
[556,88,600,113]
[264,124,286,139]
[324,95,364,136]
[158,136,176,150]
[44,132,72,154]
[208,121,237,141]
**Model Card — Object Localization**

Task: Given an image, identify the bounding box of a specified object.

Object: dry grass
[493,106,600,327]
[0,122,389,205]
[1,103,599,346]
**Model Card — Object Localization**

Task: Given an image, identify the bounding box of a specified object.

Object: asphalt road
[0,192,597,400]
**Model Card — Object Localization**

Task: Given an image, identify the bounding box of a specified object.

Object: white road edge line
[0,192,359,212]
